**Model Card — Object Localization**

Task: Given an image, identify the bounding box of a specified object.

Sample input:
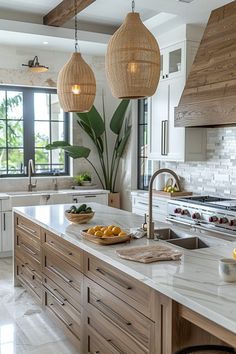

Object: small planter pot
[108,192,120,209]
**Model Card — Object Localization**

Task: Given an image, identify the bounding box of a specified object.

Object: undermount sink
[154,228,183,240]
[153,228,209,250]
[166,237,209,250]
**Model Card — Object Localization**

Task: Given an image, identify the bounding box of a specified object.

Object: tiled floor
[0,258,79,354]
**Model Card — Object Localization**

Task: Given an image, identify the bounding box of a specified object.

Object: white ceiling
[0,0,232,54]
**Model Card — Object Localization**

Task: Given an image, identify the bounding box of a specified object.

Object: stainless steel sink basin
[166,237,209,250]
[154,228,182,240]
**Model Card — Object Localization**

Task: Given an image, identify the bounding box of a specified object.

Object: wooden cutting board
[153,190,193,198]
[116,244,182,263]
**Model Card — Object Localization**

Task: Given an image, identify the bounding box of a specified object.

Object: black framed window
[137,99,153,190]
[0,86,69,177]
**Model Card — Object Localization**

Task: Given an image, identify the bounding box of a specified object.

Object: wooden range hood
[175,0,236,127]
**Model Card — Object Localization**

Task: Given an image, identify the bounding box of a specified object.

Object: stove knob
[192,212,200,220]
[174,208,182,214]
[219,217,228,224]
[229,219,236,226]
[209,216,218,222]
[181,209,189,215]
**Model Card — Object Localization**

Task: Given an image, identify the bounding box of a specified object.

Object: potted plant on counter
[74,172,92,186]
[46,98,131,209]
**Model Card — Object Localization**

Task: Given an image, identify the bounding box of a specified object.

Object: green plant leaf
[110,100,130,135]
[45,141,71,150]
[76,106,105,137]
[63,146,91,159]
[116,126,132,157]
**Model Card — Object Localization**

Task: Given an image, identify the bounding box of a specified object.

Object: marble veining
[13,203,236,335]
[0,258,78,354]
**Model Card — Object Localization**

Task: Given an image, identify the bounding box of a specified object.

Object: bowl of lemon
[81,224,131,245]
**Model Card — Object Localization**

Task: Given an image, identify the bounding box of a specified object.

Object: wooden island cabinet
[14,213,236,354]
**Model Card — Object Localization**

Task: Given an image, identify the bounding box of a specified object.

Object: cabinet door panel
[148,81,169,160]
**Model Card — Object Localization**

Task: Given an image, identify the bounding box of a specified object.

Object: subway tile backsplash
[161,127,236,197]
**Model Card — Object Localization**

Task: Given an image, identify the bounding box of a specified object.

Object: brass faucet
[28,159,37,192]
[147,168,181,239]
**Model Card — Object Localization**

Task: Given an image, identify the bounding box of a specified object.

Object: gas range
[167,195,236,236]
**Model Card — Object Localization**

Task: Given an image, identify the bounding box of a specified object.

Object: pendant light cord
[74,0,80,53]
[132,0,135,12]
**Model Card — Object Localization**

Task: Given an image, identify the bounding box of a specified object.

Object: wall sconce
[22,56,49,73]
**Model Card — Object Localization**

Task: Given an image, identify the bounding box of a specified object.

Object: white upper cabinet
[148,40,206,162]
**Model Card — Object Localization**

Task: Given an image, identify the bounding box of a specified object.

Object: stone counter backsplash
[161,127,236,197]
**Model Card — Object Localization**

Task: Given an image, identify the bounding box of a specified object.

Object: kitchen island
[13,203,236,353]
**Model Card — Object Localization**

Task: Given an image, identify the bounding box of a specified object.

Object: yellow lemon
[107,225,115,231]
[94,225,101,232]
[94,231,103,237]
[119,231,127,237]
[101,226,108,232]
[112,226,121,235]
[87,228,95,235]
[104,229,113,237]
[232,248,236,260]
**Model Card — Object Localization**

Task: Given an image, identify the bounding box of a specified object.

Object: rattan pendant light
[57,0,96,112]
[105,0,160,99]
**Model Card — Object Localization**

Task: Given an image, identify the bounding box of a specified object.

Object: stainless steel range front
[167,196,236,236]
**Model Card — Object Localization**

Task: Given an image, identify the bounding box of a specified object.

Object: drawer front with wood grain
[15,230,41,271]
[43,249,83,304]
[85,309,149,354]
[15,214,40,240]
[84,277,154,350]
[16,257,42,301]
[45,290,81,341]
[43,276,81,320]
[42,229,83,271]
[86,325,119,354]
[84,253,155,319]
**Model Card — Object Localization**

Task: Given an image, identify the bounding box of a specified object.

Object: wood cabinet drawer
[43,276,81,319]
[15,230,41,271]
[42,229,83,271]
[16,257,42,301]
[15,214,40,240]
[84,277,154,350]
[86,325,118,354]
[45,290,81,341]
[43,249,83,304]
[84,253,155,319]
[85,309,149,354]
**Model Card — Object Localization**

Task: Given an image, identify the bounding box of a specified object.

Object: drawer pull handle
[84,195,96,198]
[53,288,67,303]
[19,224,37,234]
[96,299,131,326]
[49,303,72,327]
[48,265,73,284]
[138,201,148,206]
[68,252,73,256]
[48,289,65,306]
[107,339,123,354]
[20,243,37,256]
[95,268,132,290]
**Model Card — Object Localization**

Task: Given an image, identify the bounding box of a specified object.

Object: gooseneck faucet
[147,169,181,239]
[28,159,37,192]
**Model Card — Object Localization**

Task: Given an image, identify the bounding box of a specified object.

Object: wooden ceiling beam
[43,0,95,27]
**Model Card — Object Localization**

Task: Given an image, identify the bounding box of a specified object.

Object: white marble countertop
[13,203,236,334]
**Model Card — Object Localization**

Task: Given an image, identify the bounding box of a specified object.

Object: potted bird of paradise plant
[46,98,131,208]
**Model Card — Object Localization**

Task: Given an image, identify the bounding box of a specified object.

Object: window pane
[7,91,23,120]
[138,157,153,189]
[0,149,7,174]
[7,121,23,147]
[0,91,6,120]
[51,121,65,141]
[35,121,50,147]
[51,94,64,121]
[0,121,6,147]
[8,149,24,174]
[139,125,148,157]
[35,148,50,173]
[34,93,50,121]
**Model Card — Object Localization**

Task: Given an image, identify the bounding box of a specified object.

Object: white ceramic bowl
[219,258,236,283]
